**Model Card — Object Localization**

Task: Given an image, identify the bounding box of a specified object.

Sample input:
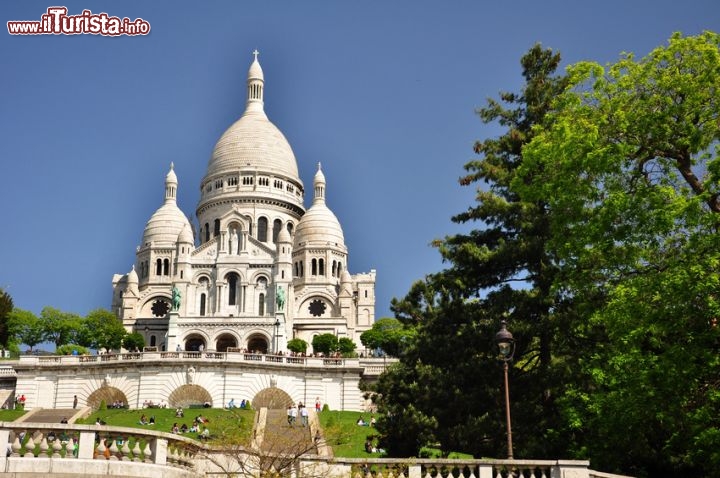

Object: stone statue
[276,285,285,311]
[171,285,181,311]
[228,228,235,254]
[186,366,195,385]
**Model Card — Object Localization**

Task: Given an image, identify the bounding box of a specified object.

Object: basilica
[111,52,376,354]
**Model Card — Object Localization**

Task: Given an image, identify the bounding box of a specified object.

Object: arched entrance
[247,333,269,354]
[168,384,213,408]
[216,333,238,352]
[184,334,206,351]
[87,387,129,410]
[252,387,293,409]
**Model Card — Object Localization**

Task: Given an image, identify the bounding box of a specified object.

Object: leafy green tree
[56,344,89,355]
[311,333,338,355]
[79,309,127,352]
[39,306,82,348]
[0,288,13,349]
[8,309,44,352]
[360,317,415,356]
[516,31,720,477]
[286,338,308,354]
[337,337,356,357]
[376,44,569,459]
[122,332,145,351]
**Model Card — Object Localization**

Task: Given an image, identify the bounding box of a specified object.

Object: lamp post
[495,320,515,460]
[274,318,280,353]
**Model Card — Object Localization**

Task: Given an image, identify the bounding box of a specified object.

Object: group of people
[142,399,166,408]
[356,414,376,427]
[138,414,155,425]
[286,402,310,427]
[109,400,126,409]
[226,398,249,409]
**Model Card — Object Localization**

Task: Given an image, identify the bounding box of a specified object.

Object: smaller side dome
[293,164,345,248]
[179,223,194,244]
[277,226,291,244]
[142,164,193,247]
[128,265,139,284]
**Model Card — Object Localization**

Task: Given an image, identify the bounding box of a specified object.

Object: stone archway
[247,333,269,354]
[216,333,238,352]
[252,386,293,410]
[87,387,129,410]
[168,384,212,408]
[184,334,206,351]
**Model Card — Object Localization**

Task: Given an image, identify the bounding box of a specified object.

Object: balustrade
[0,423,625,478]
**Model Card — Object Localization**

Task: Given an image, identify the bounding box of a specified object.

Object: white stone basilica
[111,52,376,355]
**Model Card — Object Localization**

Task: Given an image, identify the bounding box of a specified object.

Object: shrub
[99,400,107,411]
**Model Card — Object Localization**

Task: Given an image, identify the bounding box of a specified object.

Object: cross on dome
[253,49,259,61]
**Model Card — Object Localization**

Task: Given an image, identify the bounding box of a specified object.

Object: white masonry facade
[111,52,376,355]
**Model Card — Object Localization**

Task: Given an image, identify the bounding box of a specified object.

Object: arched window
[155,259,162,276]
[200,293,206,316]
[332,261,337,277]
[163,258,169,276]
[272,219,282,243]
[311,259,317,276]
[228,273,238,306]
[257,217,268,242]
[204,223,210,243]
[259,293,265,316]
[337,262,343,277]
[286,222,294,236]
[294,263,299,277]
[319,258,325,276]
[214,219,220,237]
[300,262,304,277]
[150,335,156,347]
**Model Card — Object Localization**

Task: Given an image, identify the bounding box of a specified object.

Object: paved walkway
[17,408,82,424]
[262,408,316,456]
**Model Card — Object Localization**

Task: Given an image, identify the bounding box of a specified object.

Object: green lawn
[77,407,255,443]
[318,410,382,458]
[0,409,28,422]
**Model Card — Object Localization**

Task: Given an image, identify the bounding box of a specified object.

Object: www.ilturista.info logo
[7,7,150,36]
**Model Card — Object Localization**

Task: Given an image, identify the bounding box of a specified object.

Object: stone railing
[0,421,198,477]
[16,351,363,369]
[14,353,395,377]
[0,422,632,478]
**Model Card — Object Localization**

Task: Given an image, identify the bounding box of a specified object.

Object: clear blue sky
[1,1,717,323]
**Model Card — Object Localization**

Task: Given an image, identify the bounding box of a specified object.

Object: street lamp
[274,318,280,353]
[495,320,515,460]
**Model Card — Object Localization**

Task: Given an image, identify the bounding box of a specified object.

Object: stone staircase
[18,408,79,424]
[262,408,316,456]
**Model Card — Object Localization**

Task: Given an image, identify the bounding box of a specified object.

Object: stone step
[20,408,76,424]
[262,408,316,457]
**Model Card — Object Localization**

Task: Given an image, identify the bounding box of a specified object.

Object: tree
[375,44,570,459]
[39,306,82,348]
[0,288,13,348]
[122,332,145,351]
[516,31,720,477]
[311,334,338,355]
[79,309,127,352]
[360,317,414,356]
[337,337,356,357]
[8,309,44,352]
[286,338,308,354]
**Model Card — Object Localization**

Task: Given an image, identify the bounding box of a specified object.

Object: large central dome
[204,52,300,182]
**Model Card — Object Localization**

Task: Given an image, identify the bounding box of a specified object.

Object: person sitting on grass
[139,415,148,425]
[180,423,188,433]
[199,426,210,440]
[149,415,155,425]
